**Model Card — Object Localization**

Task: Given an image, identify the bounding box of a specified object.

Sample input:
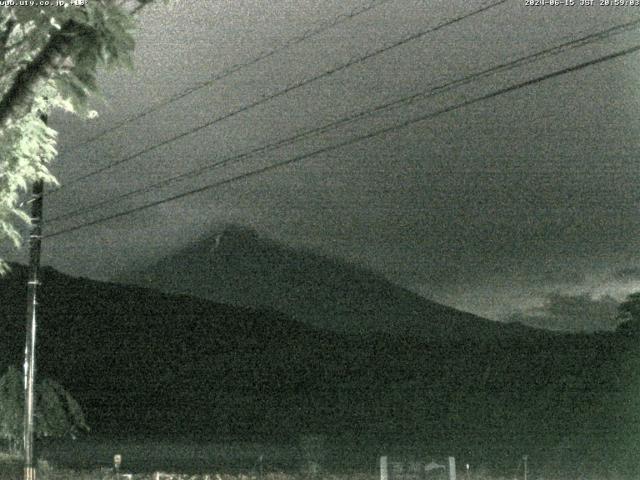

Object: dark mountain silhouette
[120,225,535,341]
[0,263,353,436]
[1,264,639,475]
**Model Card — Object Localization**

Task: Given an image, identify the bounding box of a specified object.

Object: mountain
[120,225,533,341]
[1,264,639,474]
[0,263,352,437]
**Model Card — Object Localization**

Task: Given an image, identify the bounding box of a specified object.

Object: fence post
[380,456,388,480]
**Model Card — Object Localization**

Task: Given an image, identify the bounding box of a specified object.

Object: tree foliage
[0,365,88,453]
[0,1,159,274]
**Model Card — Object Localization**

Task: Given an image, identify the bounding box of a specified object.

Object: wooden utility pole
[23,176,43,480]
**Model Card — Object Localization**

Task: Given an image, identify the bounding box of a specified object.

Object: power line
[47,0,507,194]
[62,0,392,154]
[44,43,640,240]
[45,17,640,225]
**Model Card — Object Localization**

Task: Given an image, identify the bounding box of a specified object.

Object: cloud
[611,267,640,282]
[504,293,620,333]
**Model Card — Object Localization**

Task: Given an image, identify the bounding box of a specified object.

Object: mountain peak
[120,226,536,341]
[206,224,272,253]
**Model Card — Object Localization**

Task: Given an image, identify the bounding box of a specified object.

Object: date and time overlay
[526,0,640,6]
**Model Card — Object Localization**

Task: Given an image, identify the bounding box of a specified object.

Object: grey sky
[6,0,640,330]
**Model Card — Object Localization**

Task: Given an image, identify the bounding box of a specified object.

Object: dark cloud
[504,293,620,333]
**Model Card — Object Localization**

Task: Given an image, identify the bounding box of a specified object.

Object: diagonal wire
[60,0,393,154]
[44,43,640,239]
[47,0,507,194]
[45,16,640,225]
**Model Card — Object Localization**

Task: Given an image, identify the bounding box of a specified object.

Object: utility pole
[23,173,44,480]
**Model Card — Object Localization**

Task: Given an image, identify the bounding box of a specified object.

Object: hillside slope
[121,225,534,341]
[1,264,637,474]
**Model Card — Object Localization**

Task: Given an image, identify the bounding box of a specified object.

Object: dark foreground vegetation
[1,264,640,478]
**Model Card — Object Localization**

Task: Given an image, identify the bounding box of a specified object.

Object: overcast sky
[5,0,640,331]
